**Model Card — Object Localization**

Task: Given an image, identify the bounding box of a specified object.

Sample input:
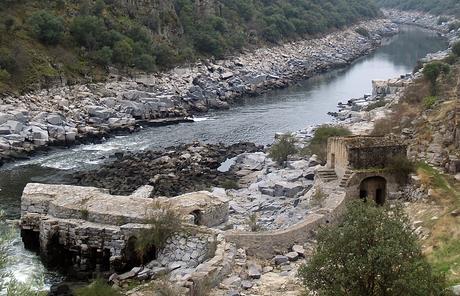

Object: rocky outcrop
[73,142,262,196]
[0,19,399,165]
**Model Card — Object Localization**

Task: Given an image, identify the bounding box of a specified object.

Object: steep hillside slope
[0,0,379,94]
[377,0,460,17]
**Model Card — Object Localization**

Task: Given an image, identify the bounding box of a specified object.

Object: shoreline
[0,18,399,166]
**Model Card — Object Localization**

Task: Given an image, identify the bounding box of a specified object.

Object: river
[0,25,448,291]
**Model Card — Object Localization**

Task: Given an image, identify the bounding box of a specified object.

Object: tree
[298,201,450,296]
[28,10,64,45]
[112,39,134,66]
[91,46,113,66]
[422,62,450,95]
[308,125,351,161]
[269,134,298,165]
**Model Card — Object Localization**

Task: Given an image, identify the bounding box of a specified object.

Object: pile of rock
[72,142,262,196]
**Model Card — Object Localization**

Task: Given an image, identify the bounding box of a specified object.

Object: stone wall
[348,145,407,170]
[327,137,349,179]
[20,183,227,273]
[224,183,346,259]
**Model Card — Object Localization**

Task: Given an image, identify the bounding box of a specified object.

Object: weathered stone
[272,255,289,265]
[247,261,262,279]
[241,280,253,290]
[292,245,305,257]
[285,251,299,261]
[118,270,136,281]
[452,285,460,296]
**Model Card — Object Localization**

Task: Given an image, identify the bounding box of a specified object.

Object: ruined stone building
[318,136,407,204]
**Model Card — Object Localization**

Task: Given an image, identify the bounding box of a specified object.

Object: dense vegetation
[377,0,460,17]
[0,0,380,93]
[298,201,451,296]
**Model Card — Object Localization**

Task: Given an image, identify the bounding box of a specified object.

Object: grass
[74,279,121,296]
[413,162,460,285]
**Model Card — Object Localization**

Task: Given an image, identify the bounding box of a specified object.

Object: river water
[0,25,448,291]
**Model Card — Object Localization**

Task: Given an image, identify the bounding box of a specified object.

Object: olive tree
[298,201,451,296]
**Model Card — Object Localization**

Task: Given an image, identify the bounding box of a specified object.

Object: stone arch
[190,209,203,226]
[359,176,387,205]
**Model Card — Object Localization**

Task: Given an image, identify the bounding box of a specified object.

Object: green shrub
[269,134,298,165]
[452,41,460,57]
[298,200,450,296]
[113,39,134,66]
[355,27,370,37]
[387,155,415,182]
[91,46,113,66]
[74,279,121,296]
[135,202,182,262]
[134,54,156,72]
[28,10,64,45]
[308,126,351,161]
[0,69,11,81]
[221,179,239,190]
[423,62,450,95]
[247,213,262,232]
[423,96,438,109]
[365,99,386,111]
[443,54,457,65]
[448,21,460,32]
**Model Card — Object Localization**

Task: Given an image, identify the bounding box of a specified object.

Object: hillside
[0,0,380,94]
[377,0,460,16]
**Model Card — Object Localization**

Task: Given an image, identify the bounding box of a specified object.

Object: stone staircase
[339,169,353,188]
[316,169,338,182]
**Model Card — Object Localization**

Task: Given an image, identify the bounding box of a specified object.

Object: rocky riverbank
[0,18,399,165]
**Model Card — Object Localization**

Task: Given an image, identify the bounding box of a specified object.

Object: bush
[451,41,460,57]
[247,213,262,232]
[308,126,351,161]
[298,201,450,296]
[91,46,113,66]
[135,202,182,262]
[423,96,438,109]
[355,27,370,37]
[269,134,298,165]
[365,99,386,111]
[0,69,11,81]
[221,179,239,190]
[133,54,156,72]
[422,62,450,95]
[387,155,415,182]
[112,39,134,66]
[28,10,64,45]
[74,279,121,296]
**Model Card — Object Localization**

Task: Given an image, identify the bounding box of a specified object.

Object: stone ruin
[18,136,410,293]
[20,183,228,274]
[320,135,408,204]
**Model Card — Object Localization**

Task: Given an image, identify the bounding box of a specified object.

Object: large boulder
[86,106,113,120]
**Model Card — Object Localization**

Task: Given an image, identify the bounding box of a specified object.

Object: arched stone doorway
[190,209,203,226]
[360,176,387,205]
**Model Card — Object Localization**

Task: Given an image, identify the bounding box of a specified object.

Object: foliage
[423,96,438,109]
[422,62,450,95]
[365,99,386,111]
[452,41,460,57]
[377,0,460,17]
[135,202,182,262]
[269,134,298,165]
[74,279,121,296]
[28,11,64,45]
[221,179,239,190]
[308,125,351,161]
[355,27,370,37]
[298,200,451,296]
[0,0,381,93]
[247,213,262,232]
[387,155,415,182]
